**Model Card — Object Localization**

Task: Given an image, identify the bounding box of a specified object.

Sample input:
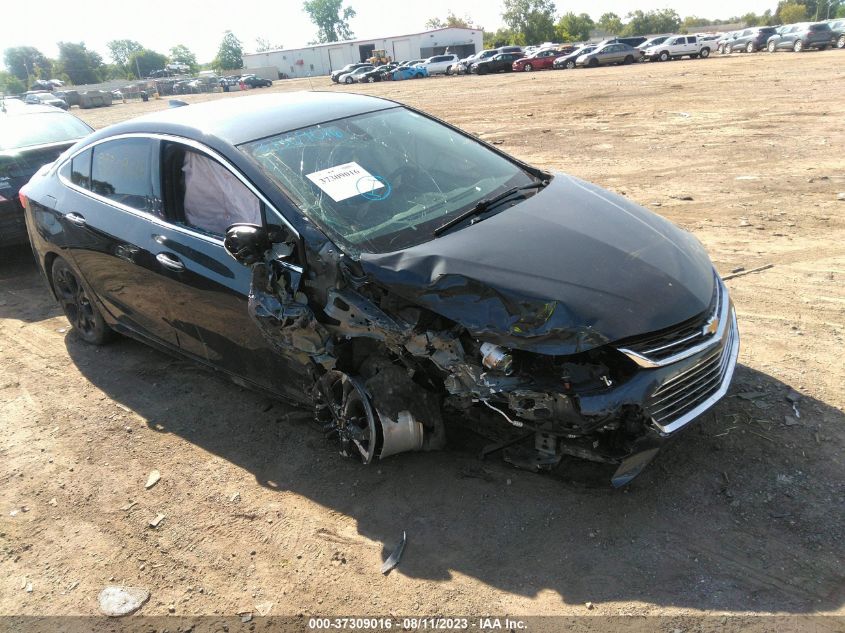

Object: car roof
[86,92,397,147]
[1,100,62,115]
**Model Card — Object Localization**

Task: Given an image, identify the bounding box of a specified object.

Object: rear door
[153,139,309,400]
[57,137,179,347]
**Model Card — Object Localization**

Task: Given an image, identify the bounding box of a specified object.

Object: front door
[154,140,310,401]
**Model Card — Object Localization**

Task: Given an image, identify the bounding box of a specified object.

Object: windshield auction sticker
[306,161,385,202]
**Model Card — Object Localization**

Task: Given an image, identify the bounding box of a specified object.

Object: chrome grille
[645,309,739,434]
[619,277,721,365]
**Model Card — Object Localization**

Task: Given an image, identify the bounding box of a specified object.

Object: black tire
[818,45,827,51]
[700,47,710,58]
[588,57,599,67]
[623,56,633,64]
[659,51,669,62]
[565,60,576,69]
[690,53,699,59]
[793,40,803,52]
[51,257,113,345]
[746,42,755,53]
[768,40,777,53]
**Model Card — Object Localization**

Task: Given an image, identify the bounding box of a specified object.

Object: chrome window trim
[55,132,301,246]
[619,276,729,369]
[651,307,739,435]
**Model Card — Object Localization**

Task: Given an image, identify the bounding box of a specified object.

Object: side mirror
[224,224,271,266]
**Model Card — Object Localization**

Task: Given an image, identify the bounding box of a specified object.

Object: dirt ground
[2,51,844,624]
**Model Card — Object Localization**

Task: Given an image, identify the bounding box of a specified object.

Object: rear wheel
[746,42,755,53]
[793,40,803,52]
[565,60,576,69]
[445,65,453,75]
[523,63,533,71]
[623,55,634,64]
[838,35,845,49]
[51,257,113,345]
[768,40,777,52]
[700,47,710,58]
[588,57,599,67]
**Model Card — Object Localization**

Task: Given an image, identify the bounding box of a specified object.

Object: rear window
[0,112,92,151]
[759,27,776,34]
[810,23,830,30]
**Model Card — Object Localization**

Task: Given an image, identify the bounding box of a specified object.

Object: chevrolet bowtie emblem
[703,316,719,336]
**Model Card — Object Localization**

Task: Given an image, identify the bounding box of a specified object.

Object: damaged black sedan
[21,92,739,485]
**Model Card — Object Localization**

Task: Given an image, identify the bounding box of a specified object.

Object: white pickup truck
[642,35,716,61]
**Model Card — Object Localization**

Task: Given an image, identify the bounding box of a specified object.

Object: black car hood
[360,173,715,356]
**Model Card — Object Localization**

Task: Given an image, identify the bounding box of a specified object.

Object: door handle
[65,212,86,226]
[156,252,185,272]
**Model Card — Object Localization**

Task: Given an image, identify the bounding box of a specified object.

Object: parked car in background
[512,48,567,71]
[828,18,845,48]
[415,54,460,75]
[766,22,835,52]
[358,64,398,82]
[637,35,671,50]
[0,100,92,246]
[723,27,778,53]
[553,45,597,69]
[642,35,716,61]
[20,92,739,487]
[603,36,649,48]
[331,63,371,83]
[716,31,739,53]
[24,92,69,110]
[456,50,498,74]
[472,52,524,74]
[496,45,525,55]
[241,74,273,88]
[576,43,642,67]
[337,65,374,84]
[390,65,428,80]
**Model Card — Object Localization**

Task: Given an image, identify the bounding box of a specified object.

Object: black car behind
[1,100,92,247]
[472,52,524,74]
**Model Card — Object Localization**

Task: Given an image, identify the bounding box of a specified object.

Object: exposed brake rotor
[314,370,380,464]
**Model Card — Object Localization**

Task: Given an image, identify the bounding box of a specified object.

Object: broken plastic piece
[381,531,406,575]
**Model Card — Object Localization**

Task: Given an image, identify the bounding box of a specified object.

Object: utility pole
[135,56,142,79]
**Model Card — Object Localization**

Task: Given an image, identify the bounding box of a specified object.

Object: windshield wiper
[433,181,546,237]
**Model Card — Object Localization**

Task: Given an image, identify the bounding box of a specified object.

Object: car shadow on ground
[0,245,61,323]
[62,327,845,614]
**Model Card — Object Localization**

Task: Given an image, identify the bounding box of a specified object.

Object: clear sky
[4,0,778,64]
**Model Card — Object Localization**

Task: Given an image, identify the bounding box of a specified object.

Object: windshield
[0,112,91,151]
[240,107,536,254]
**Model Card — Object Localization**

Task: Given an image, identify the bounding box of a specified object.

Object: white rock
[98,586,150,617]
[145,470,161,489]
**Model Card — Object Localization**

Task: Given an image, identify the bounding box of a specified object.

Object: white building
[243,27,484,79]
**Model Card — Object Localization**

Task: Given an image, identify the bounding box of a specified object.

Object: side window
[71,149,92,189]
[162,144,262,237]
[91,138,155,212]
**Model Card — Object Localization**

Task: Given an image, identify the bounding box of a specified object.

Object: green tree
[214,31,244,70]
[0,71,27,95]
[597,12,623,35]
[556,12,595,41]
[779,2,809,22]
[483,27,518,48]
[682,16,712,29]
[57,42,103,85]
[127,49,168,78]
[3,46,52,82]
[303,0,356,43]
[425,12,478,29]
[622,9,681,36]
[106,40,143,67]
[169,44,198,71]
[501,0,557,44]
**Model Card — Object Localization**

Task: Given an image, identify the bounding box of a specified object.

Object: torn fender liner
[363,362,446,452]
[248,262,331,356]
[360,174,715,356]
